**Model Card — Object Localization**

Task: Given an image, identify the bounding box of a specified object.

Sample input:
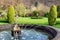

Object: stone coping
[19,24,57,39]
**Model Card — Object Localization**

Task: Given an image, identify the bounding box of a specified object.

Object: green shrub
[15,4,27,17]
[48,5,57,26]
[7,5,15,24]
[0,11,7,21]
[57,5,60,17]
[32,10,39,17]
[44,12,48,17]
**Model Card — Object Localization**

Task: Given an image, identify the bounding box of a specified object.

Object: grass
[0,21,8,24]
[17,17,60,28]
[0,22,8,24]
[0,17,60,28]
[18,17,48,25]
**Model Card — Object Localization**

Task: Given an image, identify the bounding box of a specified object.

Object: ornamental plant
[48,5,57,26]
[15,4,27,17]
[7,5,15,24]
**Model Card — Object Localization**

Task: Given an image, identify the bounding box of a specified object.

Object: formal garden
[0,4,60,28]
[0,3,60,40]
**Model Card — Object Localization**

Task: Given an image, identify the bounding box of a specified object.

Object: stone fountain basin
[0,24,58,40]
[19,24,57,39]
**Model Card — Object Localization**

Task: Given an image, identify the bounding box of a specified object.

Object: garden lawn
[18,17,60,28]
[0,21,8,24]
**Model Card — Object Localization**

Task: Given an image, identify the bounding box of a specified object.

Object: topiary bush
[57,5,60,17]
[15,4,27,17]
[48,5,57,26]
[7,5,15,24]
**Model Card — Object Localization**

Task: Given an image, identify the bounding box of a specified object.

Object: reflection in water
[0,29,49,40]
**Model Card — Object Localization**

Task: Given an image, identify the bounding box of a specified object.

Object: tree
[57,5,60,17]
[48,5,57,26]
[15,3,27,17]
[32,10,39,17]
[7,5,15,24]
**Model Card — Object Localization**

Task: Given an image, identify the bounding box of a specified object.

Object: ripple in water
[0,29,49,40]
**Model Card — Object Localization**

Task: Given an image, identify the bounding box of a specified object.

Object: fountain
[10,24,57,40]
[0,24,57,40]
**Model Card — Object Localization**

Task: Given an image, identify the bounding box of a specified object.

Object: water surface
[0,29,50,40]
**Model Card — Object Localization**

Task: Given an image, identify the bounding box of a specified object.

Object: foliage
[31,10,44,19]
[48,5,57,26]
[0,12,7,21]
[7,5,15,24]
[57,5,60,17]
[15,4,27,17]
[44,12,48,17]
[32,10,39,17]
